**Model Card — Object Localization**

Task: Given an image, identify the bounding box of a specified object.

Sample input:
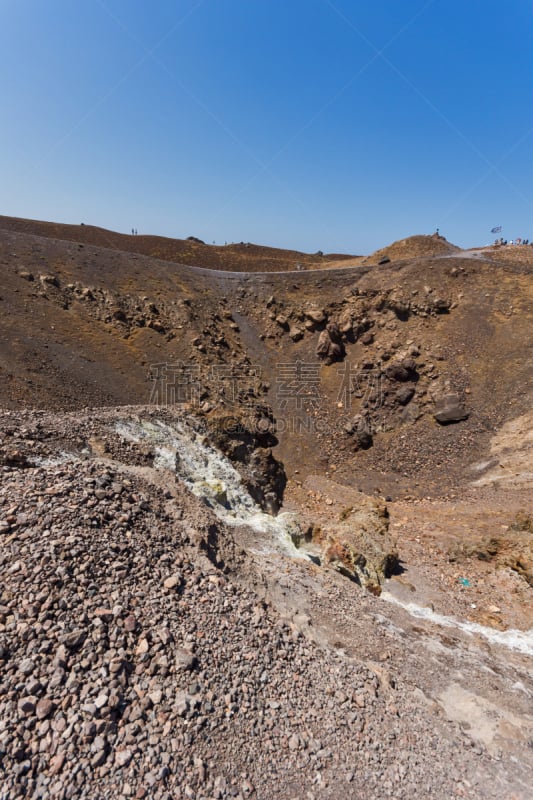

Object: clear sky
[1,0,532,254]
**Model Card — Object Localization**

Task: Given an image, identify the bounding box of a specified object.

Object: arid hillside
[0,215,354,273]
[1,219,532,496]
[1,218,533,800]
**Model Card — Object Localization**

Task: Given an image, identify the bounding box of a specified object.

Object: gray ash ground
[0,408,531,800]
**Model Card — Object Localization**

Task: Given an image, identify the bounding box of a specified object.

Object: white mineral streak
[115,418,301,556]
[381,592,533,657]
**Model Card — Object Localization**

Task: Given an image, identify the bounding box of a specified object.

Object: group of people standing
[494,237,531,246]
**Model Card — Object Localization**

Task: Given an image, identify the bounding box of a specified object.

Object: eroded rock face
[313,496,398,593]
[206,409,286,514]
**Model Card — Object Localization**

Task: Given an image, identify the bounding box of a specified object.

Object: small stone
[61,629,86,649]
[289,734,299,751]
[136,639,149,655]
[124,615,137,632]
[163,574,181,590]
[115,748,133,768]
[109,658,125,674]
[80,721,96,740]
[91,750,107,768]
[36,698,55,719]
[94,608,114,622]
[18,696,36,715]
[49,752,66,776]
[94,693,108,710]
[25,677,42,694]
[19,658,35,676]
[92,735,107,752]
[175,647,196,671]
[49,668,66,689]
[157,627,173,645]
[175,691,190,717]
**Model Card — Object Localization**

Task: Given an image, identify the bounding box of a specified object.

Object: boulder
[40,274,60,287]
[400,403,421,424]
[385,294,410,320]
[395,386,415,406]
[431,296,452,313]
[315,496,398,593]
[385,363,410,382]
[433,394,469,424]
[316,322,345,365]
[337,310,354,336]
[344,415,373,449]
[316,329,331,358]
[289,326,304,342]
[304,308,326,325]
[386,358,418,383]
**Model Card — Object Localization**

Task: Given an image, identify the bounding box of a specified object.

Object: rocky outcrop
[206,408,286,513]
[293,494,398,595]
[316,322,345,365]
[306,495,398,594]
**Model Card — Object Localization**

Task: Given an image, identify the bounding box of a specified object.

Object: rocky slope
[1,218,532,799]
[0,215,352,273]
[1,407,532,800]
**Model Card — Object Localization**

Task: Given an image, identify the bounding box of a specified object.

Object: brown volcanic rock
[316,321,345,364]
[433,393,469,424]
[318,496,398,593]
[295,478,398,593]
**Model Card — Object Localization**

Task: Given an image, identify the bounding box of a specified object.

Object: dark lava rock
[386,364,410,382]
[395,386,415,406]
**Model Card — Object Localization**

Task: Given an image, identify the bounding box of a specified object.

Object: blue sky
[1,0,532,253]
